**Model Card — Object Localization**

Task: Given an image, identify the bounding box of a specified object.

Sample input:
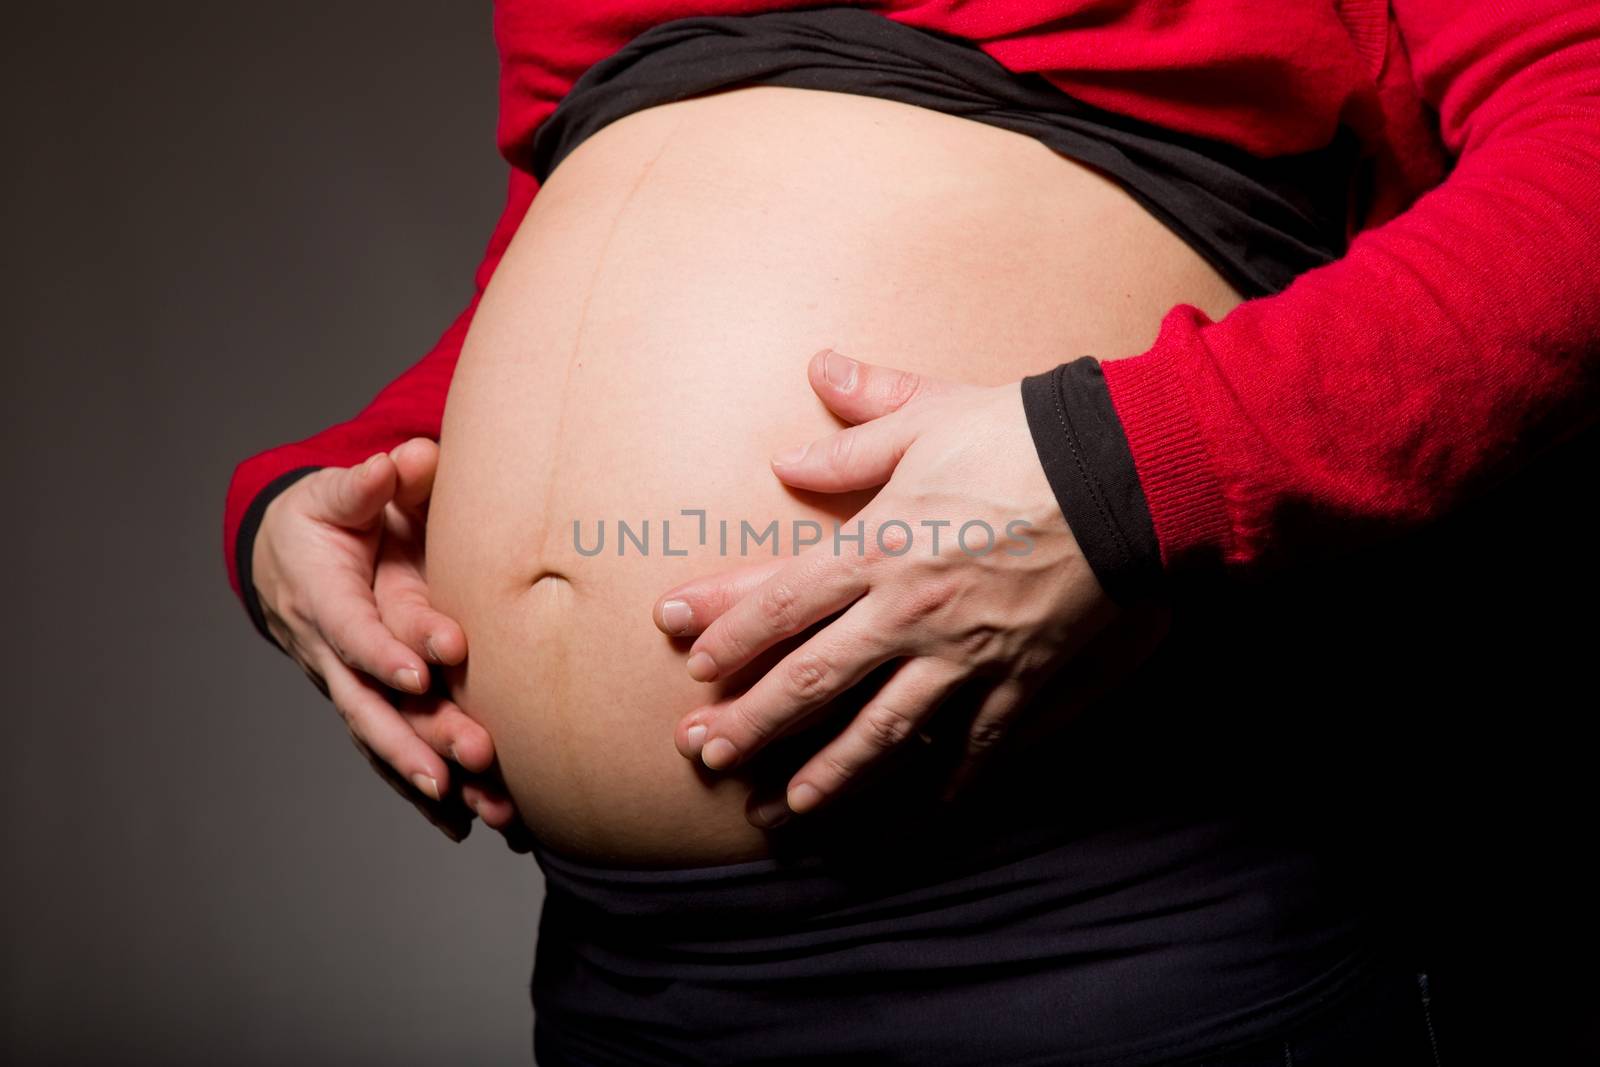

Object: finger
[684,552,870,683]
[498,816,536,854]
[760,659,966,824]
[679,599,898,770]
[387,437,439,513]
[653,558,789,637]
[458,771,534,853]
[396,696,497,774]
[939,678,1028,804]
[374,558,468,666]
[769,412,922,493]
[803,348,959,425]
[306,451,397,530]
[319,649,452,802]
[314,564,432,694]
[460,780,519,830]
[350,734,474,843]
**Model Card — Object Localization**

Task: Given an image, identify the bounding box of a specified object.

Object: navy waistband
[529,797,1382,1066]
[527,6,1360,300]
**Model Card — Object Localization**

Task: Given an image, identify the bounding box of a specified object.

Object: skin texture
[418,85,1243,867]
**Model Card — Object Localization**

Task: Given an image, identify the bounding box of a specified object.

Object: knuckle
[371,576,407,615]
[1015,646,1058,680]
[861,702,917,750]
[409,711,444,744]
[782,650,833,702]
[324,633,353,666]
[274,590,311,631]
[966,716,1009,754]
[874,521,911,556]
[757,580,804,632]
[821,751,857,787]
[954,623,1005,662]
[899,579,953,622]
[727,700,774,745]
[330,695,360,731]
[824,430,856,472]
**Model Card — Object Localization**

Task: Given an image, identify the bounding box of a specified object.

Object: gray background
[5,4,544,1063]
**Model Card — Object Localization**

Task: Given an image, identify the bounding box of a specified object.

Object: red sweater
[223,0,1600,607]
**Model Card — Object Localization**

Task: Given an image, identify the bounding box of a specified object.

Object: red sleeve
[1099,0,1600,579]
[221,166,540,611]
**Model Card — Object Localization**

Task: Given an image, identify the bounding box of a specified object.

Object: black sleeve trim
[236,465,324,649]
[1021,358,1165,605]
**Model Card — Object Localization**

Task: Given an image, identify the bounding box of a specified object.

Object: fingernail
[449,742,462,764]
[424,634,442,662]
[823,350,856,390]
[701,737,739,771]
[772,445,807,467]
[394,667,422,692]
[686,651,718,682]
[787,782,823,813]
[410,773,441,801]
[751,796,792,828]
[684,722,707,752]
[661,599,693,635]
[360,453,380,476]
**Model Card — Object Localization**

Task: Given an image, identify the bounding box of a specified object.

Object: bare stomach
[424,85,1244,867]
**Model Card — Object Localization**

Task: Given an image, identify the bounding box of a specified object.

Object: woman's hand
[653,349,1166,827]
[252,437,529,850]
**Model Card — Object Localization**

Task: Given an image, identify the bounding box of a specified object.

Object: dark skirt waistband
[526,6,1359,300]
[529,801,1382,1066]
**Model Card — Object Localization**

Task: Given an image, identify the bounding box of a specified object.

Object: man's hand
[653,349,1161,828]
[252,436,528,850]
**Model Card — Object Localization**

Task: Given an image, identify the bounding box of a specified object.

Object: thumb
[387,437,440,514]
[806,348,958,425]
[308,451,396,530]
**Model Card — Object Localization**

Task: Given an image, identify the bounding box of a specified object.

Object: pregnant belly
[424,85,1244,867]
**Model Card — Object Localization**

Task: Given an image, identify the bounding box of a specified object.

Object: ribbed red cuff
[1099,328,1233,575]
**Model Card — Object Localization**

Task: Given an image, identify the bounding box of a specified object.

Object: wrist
[1019,358,1165,606]
[237,465,322,649]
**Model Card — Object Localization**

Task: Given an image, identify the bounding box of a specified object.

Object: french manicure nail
[661,599,693,634]
[823,350,856,390]
[751,797,792,828]
[787,782,823,813]
[686,651,718,681]
[772,445,807,467]
[410,773,441,801]
[701,737,739,771]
